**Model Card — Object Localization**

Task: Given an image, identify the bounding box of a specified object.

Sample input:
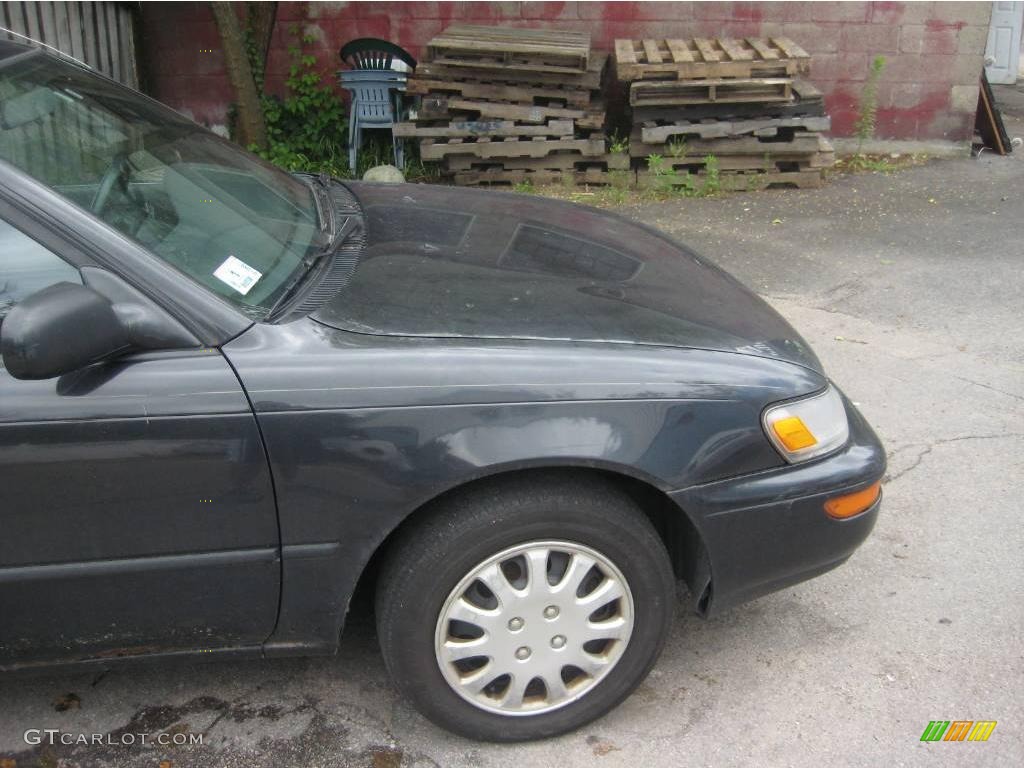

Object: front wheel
[374,475,676,741]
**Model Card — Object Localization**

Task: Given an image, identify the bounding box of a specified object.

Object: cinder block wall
[139,1,993,143]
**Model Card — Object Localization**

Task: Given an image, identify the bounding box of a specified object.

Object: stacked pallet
[615,37,835,190]
[395,25,623,186]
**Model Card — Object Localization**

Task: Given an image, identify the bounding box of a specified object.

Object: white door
[985,1,1023,84]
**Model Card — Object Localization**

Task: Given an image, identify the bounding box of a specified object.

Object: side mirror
[1,282,132,380]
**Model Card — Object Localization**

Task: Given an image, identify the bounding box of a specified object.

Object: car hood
[312,182,822,372]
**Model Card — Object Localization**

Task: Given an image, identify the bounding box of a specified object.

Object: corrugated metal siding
[0,3,140,186]
[0,1,138,87]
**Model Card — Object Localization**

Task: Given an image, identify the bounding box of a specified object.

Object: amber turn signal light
[824,481,881,519]
[771,416,818,451]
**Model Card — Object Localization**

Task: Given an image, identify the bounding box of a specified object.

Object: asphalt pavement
[1,135,1022,767]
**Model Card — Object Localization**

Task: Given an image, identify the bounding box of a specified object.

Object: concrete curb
[832,138,972,157]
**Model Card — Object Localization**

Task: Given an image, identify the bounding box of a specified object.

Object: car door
[0,214,280,668]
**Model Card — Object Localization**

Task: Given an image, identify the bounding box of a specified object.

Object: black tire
[374,473,676,742]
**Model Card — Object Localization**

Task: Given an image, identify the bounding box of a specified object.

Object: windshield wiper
[306,173,336,249]
[265,214,359,319]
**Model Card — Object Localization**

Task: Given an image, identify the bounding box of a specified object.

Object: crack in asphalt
[884,433,1024,483]
[954,375,1024,403]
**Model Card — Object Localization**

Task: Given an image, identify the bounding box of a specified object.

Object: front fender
[254,397,782,653]
[223,321,824,654]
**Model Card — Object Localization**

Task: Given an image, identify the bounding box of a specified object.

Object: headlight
[763,385,850,463]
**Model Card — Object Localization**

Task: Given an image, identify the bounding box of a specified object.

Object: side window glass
[0,218,80,322]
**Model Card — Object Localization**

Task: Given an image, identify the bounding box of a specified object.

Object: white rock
[362,165,406,183]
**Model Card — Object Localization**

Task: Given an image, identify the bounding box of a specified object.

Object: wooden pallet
[615,37,810,82]
[393,119,577,139]
[427,25,590,74]
[412,53,607,91]
[631,81,824,122]
[453,165,823,189]
[630,77,792,107]
[640,115,831,143]
[629,131,834,162]
[637,167,824,190]
[721,169,824,190]
[444,151,630,172]
[451,168,621,186]
[421,136,607,161]
[638,151,833,173]
[407,77,595,108]
[418,96,605,128]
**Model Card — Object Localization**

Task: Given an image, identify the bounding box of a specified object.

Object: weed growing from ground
[642,152,721,199]
[608,131,630,155]
[854,55,887,157]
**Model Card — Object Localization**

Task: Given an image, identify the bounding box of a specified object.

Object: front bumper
[669,393,885,616]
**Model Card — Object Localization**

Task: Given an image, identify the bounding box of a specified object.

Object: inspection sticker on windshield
[213,255,262,295]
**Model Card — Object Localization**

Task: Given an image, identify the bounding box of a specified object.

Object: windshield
[0,51,322,317]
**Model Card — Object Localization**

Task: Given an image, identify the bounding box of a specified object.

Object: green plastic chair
[338,38,417,171]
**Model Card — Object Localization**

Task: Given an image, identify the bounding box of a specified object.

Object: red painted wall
[138,1,992,143]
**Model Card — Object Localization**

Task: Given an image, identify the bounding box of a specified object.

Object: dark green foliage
[251,28,350,177]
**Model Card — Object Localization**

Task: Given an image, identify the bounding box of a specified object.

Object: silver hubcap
[434,540,634,716]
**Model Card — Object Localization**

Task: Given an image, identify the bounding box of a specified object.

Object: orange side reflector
[825,481,881,519]
[772,416,818,451]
